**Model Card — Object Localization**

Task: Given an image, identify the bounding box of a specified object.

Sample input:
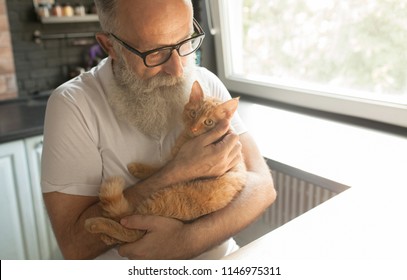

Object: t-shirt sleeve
[41,88,102,196]
[196,68,248,135]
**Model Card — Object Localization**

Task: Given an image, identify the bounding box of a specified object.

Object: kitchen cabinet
[0,136,61,259]
[0,140,37,259]
[24,136,61,259]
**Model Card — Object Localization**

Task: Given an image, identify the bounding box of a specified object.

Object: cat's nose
[191,127,198,133]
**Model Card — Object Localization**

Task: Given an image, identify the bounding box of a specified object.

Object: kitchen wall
[6,0,100,98]
[4,0,216,99]
[0,0,17,100]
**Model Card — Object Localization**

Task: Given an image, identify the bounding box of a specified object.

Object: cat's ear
[189,81,204,103]
[216,97,240,119]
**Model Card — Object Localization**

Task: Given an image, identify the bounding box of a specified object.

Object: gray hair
[94,0,119,33]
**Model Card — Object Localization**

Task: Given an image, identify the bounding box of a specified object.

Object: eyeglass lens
[145,37,202,66]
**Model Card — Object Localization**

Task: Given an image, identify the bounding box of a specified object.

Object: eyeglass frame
[109,18,205,67]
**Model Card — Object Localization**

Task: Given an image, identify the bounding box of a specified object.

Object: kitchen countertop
[0,96,48,144]
[223,99,407,268]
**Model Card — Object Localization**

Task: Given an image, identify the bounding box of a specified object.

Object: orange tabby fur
[85,81,246,245]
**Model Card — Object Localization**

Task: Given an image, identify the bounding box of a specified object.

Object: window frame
[208,0,407,128]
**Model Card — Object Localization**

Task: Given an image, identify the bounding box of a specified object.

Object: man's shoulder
[195,66,217,80]
[51,58,111,104]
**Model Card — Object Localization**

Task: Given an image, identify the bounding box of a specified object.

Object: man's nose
[162,50,184,77]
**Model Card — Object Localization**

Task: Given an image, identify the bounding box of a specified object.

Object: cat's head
[183,81,239,137]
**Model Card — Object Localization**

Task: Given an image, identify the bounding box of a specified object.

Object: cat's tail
[99,176,133,220]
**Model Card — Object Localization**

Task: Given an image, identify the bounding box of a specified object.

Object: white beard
[107,53,196,138]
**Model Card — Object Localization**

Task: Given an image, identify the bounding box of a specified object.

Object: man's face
[112,0,194,81]
[105,0,197,138]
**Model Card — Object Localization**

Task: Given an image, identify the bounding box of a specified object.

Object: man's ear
[95,32,117,60]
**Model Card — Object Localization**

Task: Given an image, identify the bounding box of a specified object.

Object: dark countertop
[0,96,49,144]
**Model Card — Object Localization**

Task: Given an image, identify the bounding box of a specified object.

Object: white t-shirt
[41,57,246,259]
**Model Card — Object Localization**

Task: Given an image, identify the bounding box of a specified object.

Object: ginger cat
[85,81,246,245]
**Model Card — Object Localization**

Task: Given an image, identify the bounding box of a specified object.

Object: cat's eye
[204,119,214,126]
[189,110,197,118]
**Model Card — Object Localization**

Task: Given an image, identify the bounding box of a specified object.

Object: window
[208,0,407,127]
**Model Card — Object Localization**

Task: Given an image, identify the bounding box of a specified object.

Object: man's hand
[171,119,242,181]
[118,215,194,259]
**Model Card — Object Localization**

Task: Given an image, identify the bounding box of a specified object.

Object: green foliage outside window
[242,0,407,101]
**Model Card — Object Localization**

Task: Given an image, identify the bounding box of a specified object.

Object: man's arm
[44,179,178,260]
[118,132,276,259]
[43,120,241,259]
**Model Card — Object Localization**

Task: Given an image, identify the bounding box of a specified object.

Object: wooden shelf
[40,15,99,24]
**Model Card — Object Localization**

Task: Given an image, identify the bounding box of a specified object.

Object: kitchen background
[0,0,215,100]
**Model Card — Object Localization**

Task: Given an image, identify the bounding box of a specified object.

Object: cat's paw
[127,162,158,179]
[85,219,121,245]
[84,217,103,233]
[100,234,122,245]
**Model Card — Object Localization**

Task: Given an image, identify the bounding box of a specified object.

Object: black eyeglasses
[109,18,205,67]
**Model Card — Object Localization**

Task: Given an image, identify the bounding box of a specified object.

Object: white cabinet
[0,136,61,259]
[0,140,38,259]
[25,136,61,259]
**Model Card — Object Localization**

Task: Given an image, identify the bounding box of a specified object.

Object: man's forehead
[116,0,193,48]
[138,21,192,48]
